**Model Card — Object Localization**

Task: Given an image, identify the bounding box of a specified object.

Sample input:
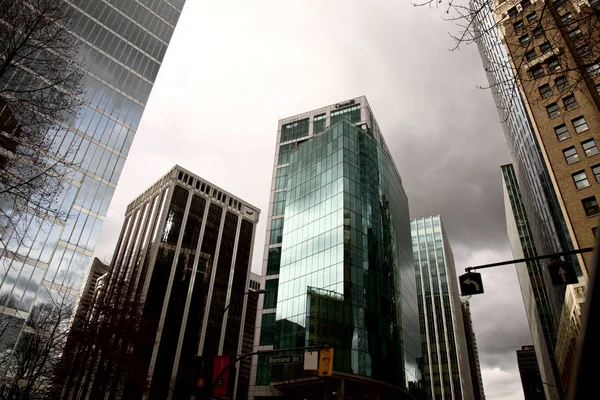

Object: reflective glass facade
[0,0,185,354]
[502,164,562,400]
[471,0,576,273]
[251,97,421,399]
[61,166,260,399]
[411,216,474,400]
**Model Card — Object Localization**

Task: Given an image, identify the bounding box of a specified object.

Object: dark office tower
[460,300,486,400]
[0,0,187,359]
[251,97,421,399]
[236,272,261,400]
[411,215,475,400]
[517,346,546,400]
[60,166,260,400]
[502,164,563,400]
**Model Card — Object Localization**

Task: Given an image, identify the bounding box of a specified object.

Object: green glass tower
[251,97,421,399]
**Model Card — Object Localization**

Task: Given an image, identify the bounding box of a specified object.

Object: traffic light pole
[203,345,331,399]
[464,247,594,272]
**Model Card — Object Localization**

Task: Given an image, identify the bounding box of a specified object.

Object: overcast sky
[94,1,532,399]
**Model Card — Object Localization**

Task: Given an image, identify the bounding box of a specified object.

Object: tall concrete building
[411,215,474,400]
[0,0,186,358]
[60,166,260,399]
[460,300,486,400]
[250,96,421,399]
[502,164,563,400]
[472,0,599,390]
[517,346,546,400]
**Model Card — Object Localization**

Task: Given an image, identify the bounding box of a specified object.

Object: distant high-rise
[517,346,546,400]
[236,272,261,400]
[502,164,563,400]
[76,257,109,322]
[411,215,474,400]
[460,300,486,400]
[61,166,260,399]
[250,96,421,399]
[0,0,187,357]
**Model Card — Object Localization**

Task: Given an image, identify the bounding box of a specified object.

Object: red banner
[212,355,231,397]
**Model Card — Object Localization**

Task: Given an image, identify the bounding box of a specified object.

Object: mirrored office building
[250,97,421,400]
[411,215,475,400]
[0,0,186,359]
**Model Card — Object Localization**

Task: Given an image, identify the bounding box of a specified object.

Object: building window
[563,146,580,164]
[592,164,600,182]
[508,7,518,18]
[330,104,361,125]
[526,12,538,23]
[578,44,592,58]
[269,218,284,244]
[263,279,278,309]
[582,139,599,157]
[266,247,281,275]
[554,0,567,8]
[259,313,275,345]
[522,0,532,9]
[533,26,544,38]
[587,64,600,77]
[281,118,309,142]
[561,12,574,25]
[591,0,600,9]
[563,94,578,110]
[593,226,599,239]
[568,28,583,42]
[555,75,568,91]
[519,34,531,46]
[572,116,589,133]
[597,84,600,95]
[514,20,524,33]
[525,49,537,61]
[546,102,560,118]
[555,124,570,141]
[278,144,293,165]
[582,196,600,216]
[313,113,326,134]
[539,42,552,54]
[275,166,288,189]
[531,65,545,79]
[539,84,553,99]
[547,57,561,73]
[272,191,286,216]
[572,170,590,189]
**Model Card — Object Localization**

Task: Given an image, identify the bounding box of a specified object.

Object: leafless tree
[415,0,600,116]
[0,0,84,262]
[0,286,75,400]
[53,268,155,400]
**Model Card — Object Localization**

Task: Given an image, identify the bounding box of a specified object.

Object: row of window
[563,139,599,164]
[554,116,589,141]
[538,75,569,98]
[546,94,579,118]
[571,167,600,189]
[530,57,562,79]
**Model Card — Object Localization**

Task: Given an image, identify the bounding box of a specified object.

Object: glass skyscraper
[250,97,421,399]
[470,0,575,268]
[502,164,563,400]
[0,0,186,354]
[411,215,474,400]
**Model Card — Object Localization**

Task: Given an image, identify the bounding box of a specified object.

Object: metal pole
[465,247,594,272]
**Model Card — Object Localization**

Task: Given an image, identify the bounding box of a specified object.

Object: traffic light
[194,356,206,396]
[318,348,334,377]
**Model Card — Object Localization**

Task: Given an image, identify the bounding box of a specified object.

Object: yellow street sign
[318,348,334,377]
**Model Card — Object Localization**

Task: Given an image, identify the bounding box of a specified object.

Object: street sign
[265,355,304,365]
[459,272,484,296]
[548,260,578,286]
[318,348,334,377]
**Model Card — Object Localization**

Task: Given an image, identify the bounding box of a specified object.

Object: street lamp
[220,288,265,318]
